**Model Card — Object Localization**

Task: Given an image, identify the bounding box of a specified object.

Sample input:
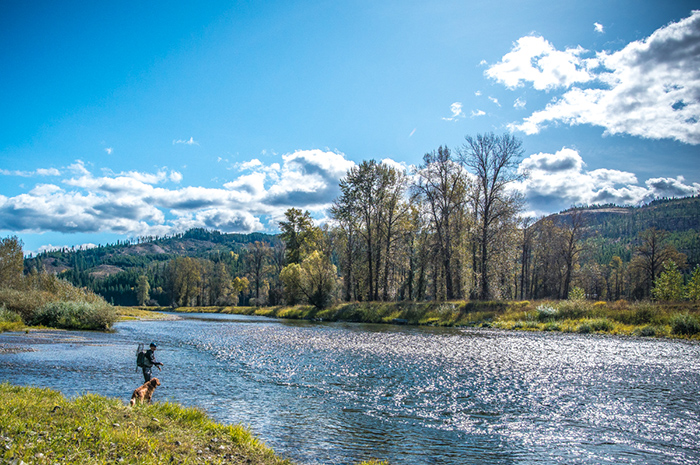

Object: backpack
[136,343,147,368]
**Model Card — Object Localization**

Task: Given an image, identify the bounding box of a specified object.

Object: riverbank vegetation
[0,383,289,464]
[0,383,387,465]
[0,236,117,332]
[147,297,700,340]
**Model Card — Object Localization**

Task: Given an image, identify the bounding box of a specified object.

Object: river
[0,313,699,464]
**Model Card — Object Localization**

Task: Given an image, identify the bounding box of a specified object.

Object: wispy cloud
[471,109,486,117]
[0,168,61,177]
[173,137,199,146]
[105,147,113,155]
[594,22,604,34]
[409,128,417,137]
[514,97,526,109]
[488,11,700,144]
[442,102,465,121]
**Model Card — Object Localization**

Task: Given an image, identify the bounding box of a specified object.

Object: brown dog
[129,378,160,406]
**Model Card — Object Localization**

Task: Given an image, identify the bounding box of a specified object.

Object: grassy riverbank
[0,383,289,465]
[136,299,700,340]
[0,383,387,465]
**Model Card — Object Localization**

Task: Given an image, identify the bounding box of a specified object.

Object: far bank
[131,299,700,341]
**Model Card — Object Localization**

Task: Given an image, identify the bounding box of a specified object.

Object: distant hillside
[24,228,281,306]
[548,196,700,268]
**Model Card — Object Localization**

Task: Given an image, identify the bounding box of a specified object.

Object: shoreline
[128,299,700,341]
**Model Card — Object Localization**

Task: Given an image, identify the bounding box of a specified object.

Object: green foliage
[0,235,24,289]
[670,313,700,336]
[280,251,338,309]
[686,266,700,301]
[651,261,684,301]
[568,286,586,301]
[536,304,558,321]
[30,301,117,331]
[0,383,290,465]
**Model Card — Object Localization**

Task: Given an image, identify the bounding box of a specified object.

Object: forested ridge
[20,140,700,308]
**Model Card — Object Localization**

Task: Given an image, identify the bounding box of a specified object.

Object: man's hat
[150,342,157,348]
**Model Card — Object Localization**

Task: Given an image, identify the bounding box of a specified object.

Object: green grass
[0,383,289,465]
[0,383,389,465]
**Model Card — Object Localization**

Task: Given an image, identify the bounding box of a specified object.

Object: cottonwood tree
[332,160,411,301]
[459,133,525,300]
[558,209,586,299]
[136,275,150,306]
[412,146,470,300]
[630,228,687,298]
[280,251,338,309]
[0,236,24,289]
[245,241,272,305]
[167,257,202,307]
[279,208,320,265]
[651,261,684,301]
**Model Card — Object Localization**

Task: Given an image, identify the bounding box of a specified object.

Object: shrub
[30,301,117,331]
[670,313,700,336]
[577,323,592,334]
[0,305,23,332]
[536,304,558,321]
[635,325,659,337]
[589,318,614,332]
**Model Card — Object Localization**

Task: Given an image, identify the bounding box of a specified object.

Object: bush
[536,304,558,321]
[30,301,117,331]
[590,318,614,332]
[670,313,700,336]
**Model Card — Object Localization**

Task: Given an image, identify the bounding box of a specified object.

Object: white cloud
[105,147,113,155]
[471,109,486,117]
[173,137,199,145]
[485,35,595,90]
[0,168,61,177]
[514,97,526,109]
[517,147,700,214]
[409,128,416,137]
[489,96,501,107]
[594,22,605,34]
[170,171,183,183]
[442,102,465,121]
[491,11,700,144]
[0,150,359,237]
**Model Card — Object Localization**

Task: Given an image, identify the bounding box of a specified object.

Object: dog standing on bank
[130,378,160,406]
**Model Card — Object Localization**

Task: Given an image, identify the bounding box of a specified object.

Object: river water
[0,313,698,464]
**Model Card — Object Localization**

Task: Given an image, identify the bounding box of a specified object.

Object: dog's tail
[129,397,136,407]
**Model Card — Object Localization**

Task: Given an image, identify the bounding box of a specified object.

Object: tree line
[12,133,700,308]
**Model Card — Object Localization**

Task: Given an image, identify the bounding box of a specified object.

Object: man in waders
[142,342,164,383]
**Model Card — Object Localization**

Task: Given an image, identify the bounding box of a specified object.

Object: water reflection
[1,314,699,465]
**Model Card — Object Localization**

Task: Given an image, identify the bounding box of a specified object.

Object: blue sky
[1,1,699,254]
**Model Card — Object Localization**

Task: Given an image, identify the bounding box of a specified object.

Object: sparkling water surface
[0,313,698,464]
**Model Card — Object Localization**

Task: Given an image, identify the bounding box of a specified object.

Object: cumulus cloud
[489,11,700,144]
[0,149,360,238]
[594,22,604,34]
[518,147,700,214]
[442,102,465,121]
[485,35,595,90]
